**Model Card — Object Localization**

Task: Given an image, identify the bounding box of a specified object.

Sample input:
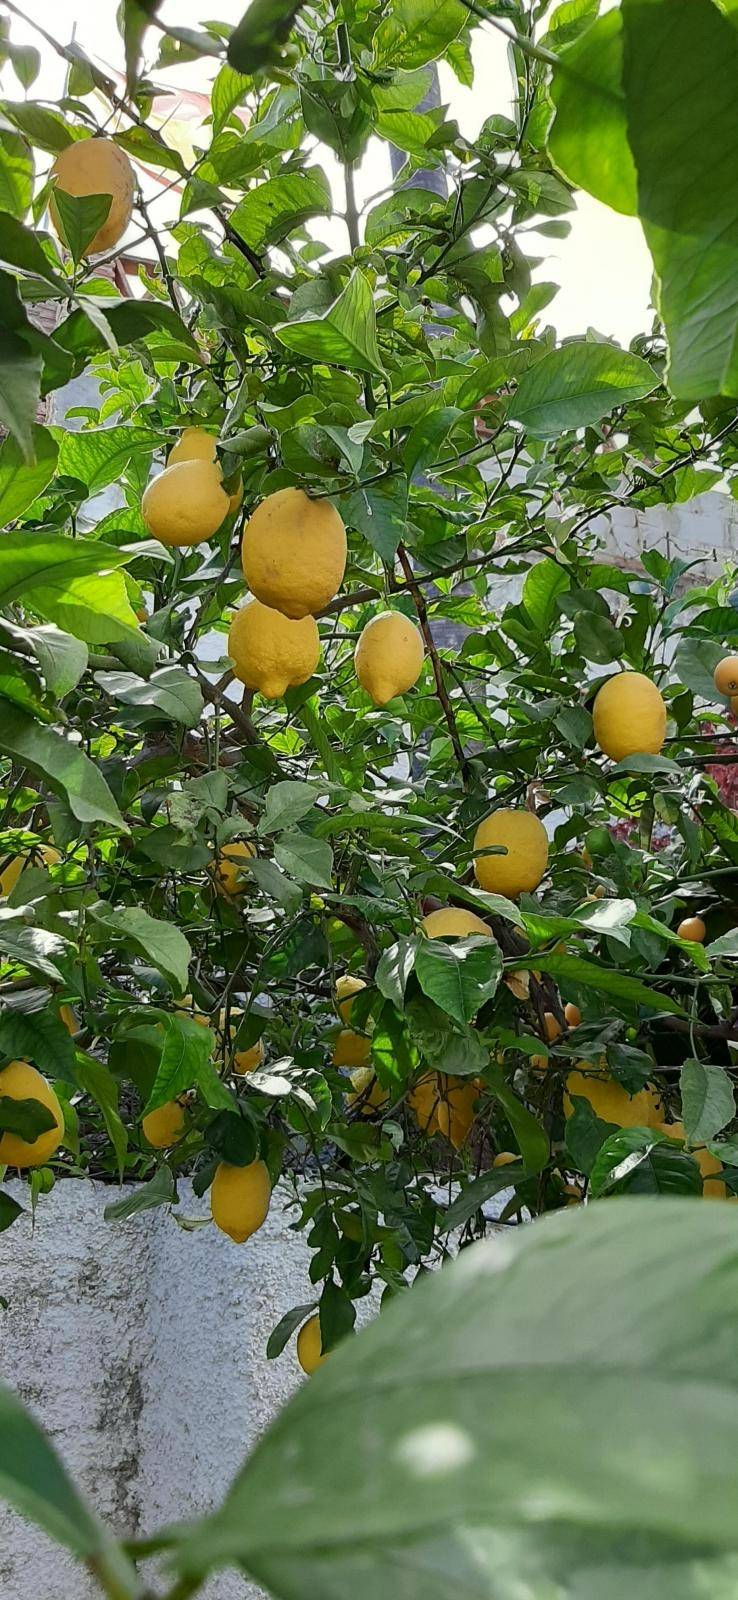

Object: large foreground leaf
[169,1201,738,1599]
[548,10,637,214]
[622,0,738,399]
[275,271,385,376]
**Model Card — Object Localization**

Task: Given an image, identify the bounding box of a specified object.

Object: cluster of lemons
[142,427,426,708]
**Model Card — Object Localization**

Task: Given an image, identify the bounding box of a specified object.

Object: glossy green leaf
[0,131,33,220]
[231,169,331,251]
[509,341,657,437]
[548,10,637,214]
[141,1014,216,1118]
[0,425,58,522]
[275,271,385,376]
[172,1200,738,1598]
[507,951,685,1015]
[680,1059,735,1146]
[91,904,192,995]
[415,935,502,1025]
[373,0,466,69]
[94,665,203,726]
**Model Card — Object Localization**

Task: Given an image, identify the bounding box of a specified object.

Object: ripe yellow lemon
[0,843,60,898]
[168,427,218,467]
[211,1159,271,1242]
[142,1100,185,1149]
[142,460,229,547]
[228,599,320,700]
[214,840,255,898]
[543,1011,562,1043]
[408,1072,441,1133]
[714,656,738,697]
[241,488,346,618]
[233,1039,265,1075]
[421,906,493,940]
[227,476,244,516]
[593,671,666,762]
[434,1075,480,1149]
[658,1120,726,1198]
[51,137,134,254]
[564,1061,662,1128]
[347,1065,388,1112]
[354,611,424,706]
[564,1002,582,1028]
[493,1150,518,1168]
[677,916,706,943]
[335,974,366,1024]
[0,1061,64,1168]
[333,1029,372,1069]
[473,809,549,897]
[297,1313,328,1374]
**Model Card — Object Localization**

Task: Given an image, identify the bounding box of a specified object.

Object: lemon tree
[1,0,738,1367]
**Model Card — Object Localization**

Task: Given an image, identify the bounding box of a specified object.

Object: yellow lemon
[473,809,549,897]
[214,840,255,898]
[714,656,738,697]
[408,1072,441,1133]
[297,1313,328,1374]
[0,1061,64,1168]
[227,476,244,516]
[434,1075,480,1150]
[543,1011,562,1042]
[676,916,706,943]
[658,1120,726,1198]
[142,1100,185,1149]
[142,460,229,548]
[0,844,61,898]
[241,487,346,618]
[354,611,424,706]
[347,1065,388,1112]
[593,671,666,762]
[175,994,209,1028]
[233,1039,265,1075]
[51,137,134,254]
[564,1061,662,1128]
[421,906,493,940]
[335,974,366,1024]
[333,1029,372,1069]
[58,1004,77,1036]
[228,599,320,700]
[168,426,218,467]
[493,1150,518,1168]
[211,1159,271,1242]
[564,1002,582,1028]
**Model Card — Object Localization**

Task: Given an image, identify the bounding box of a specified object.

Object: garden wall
[0,1178,313,1600]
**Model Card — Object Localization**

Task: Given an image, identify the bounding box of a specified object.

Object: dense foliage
[1,0,738,1372]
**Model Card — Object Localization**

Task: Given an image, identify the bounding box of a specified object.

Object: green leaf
[0,532,131,610]
[275,270,385,377]
[0,705,125,831]
[141,1014,215,1118]
[673,634,726,699]
[548,10,637,214]
[0,1188,24,1232]
[54,300,202,369]
[122,0,162,91]
[0,328,42,462]
[0,922,67,984]
[50,189,112,263]
[415,935,502,1026]
[707,926,738,958]
[0,1007,74,1076]
[522,557,569,631]
[2,622,88,700]
[72,1052,127,1181]
[508,950,685,1015]
[0,210,67,289]
[375,937,419,1008]
[484,1065,551,1174]
[247,856,303,912]
[104,1162,176,1222]
[589,1127,702,1197]
[373,0,466,69]
[207,1108,259,1166]
[172,1200,738,1597]
[274,833,333,889]
[31,568,140,646]
[0,1384,139,1594]
[231,169,331,251]
[340,476,408,563]
[509,341,657,438]
[622,0,738,399]
[440,1163,526,1232]
[0,425,58,522]
[319,1276,356,1354]
[680,1059,735,1146]
[94,665,203,726]
[91,905,191,995]
[228,0,307,72]
[0,1093,56,1140]
[259,780,322,835]
[266,1302,317,1360]
[0,131,33,219]
[56,426,155,493]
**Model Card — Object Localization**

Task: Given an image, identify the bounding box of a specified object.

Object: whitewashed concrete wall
[0,1179,314,1600]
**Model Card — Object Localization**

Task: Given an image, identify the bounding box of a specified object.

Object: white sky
[8,0,653,345]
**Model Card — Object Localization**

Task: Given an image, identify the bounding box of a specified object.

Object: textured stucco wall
[0,1178,314,1600]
